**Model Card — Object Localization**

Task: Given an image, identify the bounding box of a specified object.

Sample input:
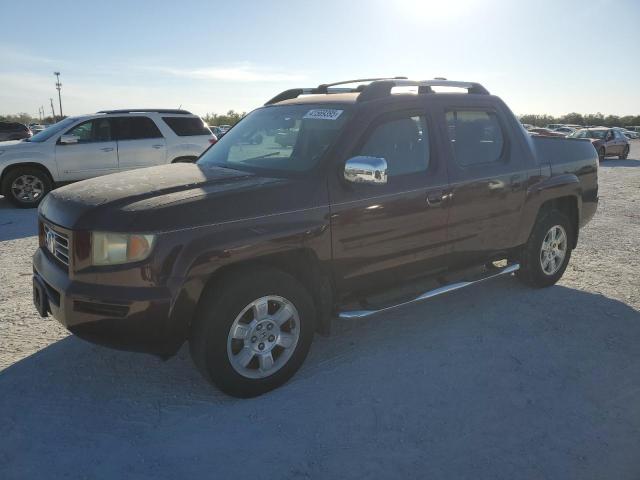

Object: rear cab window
[162,117,211,136]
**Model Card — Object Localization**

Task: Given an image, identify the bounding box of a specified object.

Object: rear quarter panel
[514,136,598,245]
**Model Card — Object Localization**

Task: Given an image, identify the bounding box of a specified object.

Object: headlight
[91,232,156,266]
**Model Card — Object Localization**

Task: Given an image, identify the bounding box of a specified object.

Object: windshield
[25,117,77,142]
[586,130,607,139]
[570,129,606,139]
[197,105,351,175]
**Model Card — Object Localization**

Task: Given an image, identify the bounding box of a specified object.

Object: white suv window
[162,117,210,136]
[66,119,112,143]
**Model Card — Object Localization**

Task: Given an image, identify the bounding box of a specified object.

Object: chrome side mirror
[59,134,79,145]
[344,156,388,185]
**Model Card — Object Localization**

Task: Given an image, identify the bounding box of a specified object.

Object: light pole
[54,72,63,119]
[50,98,56,121]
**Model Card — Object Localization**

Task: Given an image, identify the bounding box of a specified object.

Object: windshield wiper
[243,152,281,162]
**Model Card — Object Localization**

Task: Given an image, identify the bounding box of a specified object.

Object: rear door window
[162,117,211,136]
[113,117,163,140]
[446,110,505,166]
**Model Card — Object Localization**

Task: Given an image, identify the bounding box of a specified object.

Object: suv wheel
[2,167,52,208]
[598,147,606,162]
[620,145,629,160]
[190,268,315,397]
[517,210,573,288]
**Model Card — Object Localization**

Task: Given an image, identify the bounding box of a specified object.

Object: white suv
[0,109,215,207]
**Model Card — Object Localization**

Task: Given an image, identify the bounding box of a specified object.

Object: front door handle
[510,174,523,190]
[426,191,452,207]
[100,147,114,152]
[152,144,164,149]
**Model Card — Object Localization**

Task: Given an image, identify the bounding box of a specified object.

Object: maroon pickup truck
[32,78,599,397]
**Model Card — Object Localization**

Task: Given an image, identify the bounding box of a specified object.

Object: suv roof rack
[264,77,408,105]
[96,108,193,115]
[265,78,489,105]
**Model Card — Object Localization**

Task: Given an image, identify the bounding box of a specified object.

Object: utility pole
[54,71,63,119]
[50,98,56,121]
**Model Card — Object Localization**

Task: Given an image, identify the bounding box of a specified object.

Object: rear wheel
[598,147,606,162]
[517,210,573,288]
[2,167,52,208]
[189,268,315,397]
[620,145,629,160]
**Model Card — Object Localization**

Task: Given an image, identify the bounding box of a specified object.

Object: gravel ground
[1,141,639,479]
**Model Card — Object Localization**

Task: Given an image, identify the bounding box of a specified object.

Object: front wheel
[517,210,573,288]
[190,268,315,397]
[619,145,629,160]
[1,167,52,208]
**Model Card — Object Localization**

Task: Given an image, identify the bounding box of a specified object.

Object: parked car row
[208,124,231,138]
[0,109,216,207]
[523,122,640,140]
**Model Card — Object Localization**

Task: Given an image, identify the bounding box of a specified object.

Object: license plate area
[33,276,49,318]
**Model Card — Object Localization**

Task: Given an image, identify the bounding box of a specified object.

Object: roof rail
[96,108,192,115]
[264,78,489,106]
[264,77,408,105]
[357,79,489,102]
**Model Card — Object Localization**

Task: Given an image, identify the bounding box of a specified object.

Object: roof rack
[265,78,489,105]
[264,77,408,105]
[96,108,192,115]
[357,79,489,102]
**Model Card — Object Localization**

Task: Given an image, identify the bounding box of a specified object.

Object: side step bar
[338,263,520,320]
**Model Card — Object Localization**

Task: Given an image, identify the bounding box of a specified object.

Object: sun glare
[392,0,481,21]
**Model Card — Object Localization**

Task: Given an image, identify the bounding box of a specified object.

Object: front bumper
[32,248,184,357]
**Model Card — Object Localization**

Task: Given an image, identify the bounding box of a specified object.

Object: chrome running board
[338,263,520,319]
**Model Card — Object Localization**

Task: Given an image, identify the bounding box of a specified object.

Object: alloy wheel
[539,225,567,275]
[11,175,44,203]
[226,296,300,379]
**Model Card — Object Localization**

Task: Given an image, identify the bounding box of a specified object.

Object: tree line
[519,112,640,128]
[3,110,639,129]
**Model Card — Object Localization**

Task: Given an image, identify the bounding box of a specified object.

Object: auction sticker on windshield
[303,109,343,120]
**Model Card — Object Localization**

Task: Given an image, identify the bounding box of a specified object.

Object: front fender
[161,205,332,343]
[0,150,58,181]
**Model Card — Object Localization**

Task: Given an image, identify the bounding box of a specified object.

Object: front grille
[43,223,70,266]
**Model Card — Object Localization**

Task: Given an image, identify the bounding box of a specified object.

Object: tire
[598,147,606,162]
[189,267,315,398]
[619,145,629,160]
[517,210,573,288]
[1,167,52,208]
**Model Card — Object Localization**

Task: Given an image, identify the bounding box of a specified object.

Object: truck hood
[39,163,320,232]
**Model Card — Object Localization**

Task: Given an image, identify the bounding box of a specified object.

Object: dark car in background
[570,127,630,161]
[0,122,32,141]
[528,127,565,137]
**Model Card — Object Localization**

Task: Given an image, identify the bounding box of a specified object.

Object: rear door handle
[100,147,114,152]
[152,144,164,149]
